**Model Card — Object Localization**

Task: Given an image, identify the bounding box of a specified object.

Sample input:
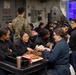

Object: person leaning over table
[36,28,70,75]
[34,28,53,48]
[14,31,36,56]
[0,27,16,75]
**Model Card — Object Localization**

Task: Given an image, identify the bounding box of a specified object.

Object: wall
[0,0,26,27]
[0,0,62,27]
[26,0,62,27]
[0,0,15,27]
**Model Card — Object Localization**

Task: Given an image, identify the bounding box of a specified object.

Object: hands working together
[35,45,52,52]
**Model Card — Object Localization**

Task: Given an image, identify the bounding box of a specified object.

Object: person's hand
[27,47,34,52]
[45,47,51,51]
[8,49,12,53]
[35,45,39,51]
[37,45,45,52]
[46,42,53,48]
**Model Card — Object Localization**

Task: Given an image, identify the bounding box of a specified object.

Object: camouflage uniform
[11,16,31,41]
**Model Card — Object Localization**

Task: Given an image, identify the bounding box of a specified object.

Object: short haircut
[61,23,69,28]
[39,28,50,37]
[0,27,9,37]
[18,7,25,14]
[46,22,53,26]
[39,22,44,27]
[71,18,76,23]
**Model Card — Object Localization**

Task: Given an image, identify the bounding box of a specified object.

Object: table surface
[0,59,48,75]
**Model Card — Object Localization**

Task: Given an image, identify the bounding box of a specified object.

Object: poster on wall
[4,1,10,9]
[31,10,38,23]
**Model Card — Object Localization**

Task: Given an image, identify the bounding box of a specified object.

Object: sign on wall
[4,1,10,9]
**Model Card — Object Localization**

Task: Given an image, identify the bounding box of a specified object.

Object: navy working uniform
[42,39,70,75]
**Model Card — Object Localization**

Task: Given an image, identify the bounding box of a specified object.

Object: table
[0,60,48,75]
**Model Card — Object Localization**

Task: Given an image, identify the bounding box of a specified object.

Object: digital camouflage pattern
[11,16,31,41]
